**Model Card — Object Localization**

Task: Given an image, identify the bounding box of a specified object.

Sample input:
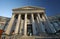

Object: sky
[0,0,60,18]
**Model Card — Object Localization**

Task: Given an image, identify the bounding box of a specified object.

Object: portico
[5,6,56,36]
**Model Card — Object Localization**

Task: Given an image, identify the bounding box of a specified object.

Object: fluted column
[24,13,27,36]
[36,16,40,34]
[5,14,15,35]
[31,13,36,35]
[37,13,45,33]
[53,22,60,31]
[14,14,21,34]
[42,14,51,33]
[19,20,24,35]
[57,21,60,26]
[19,18,22,34]
[43,14,56,33]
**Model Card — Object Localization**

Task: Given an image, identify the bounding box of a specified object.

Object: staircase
[1,34,60,39]
[1,35,35,39]
[19,36,35,39]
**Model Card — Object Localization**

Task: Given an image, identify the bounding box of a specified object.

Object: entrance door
[27,24,33,36]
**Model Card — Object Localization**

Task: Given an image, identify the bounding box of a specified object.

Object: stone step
[19,36,35,39]
[17,36,60,39]
[1,35,60,39]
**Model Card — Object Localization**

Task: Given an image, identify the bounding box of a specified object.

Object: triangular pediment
[21,6,35,9]
[13,6,45,11]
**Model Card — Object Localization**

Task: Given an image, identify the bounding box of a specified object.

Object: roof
[12,6,45,11]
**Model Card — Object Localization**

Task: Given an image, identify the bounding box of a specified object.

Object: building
[0,16,10,38]
[0,6,60,39]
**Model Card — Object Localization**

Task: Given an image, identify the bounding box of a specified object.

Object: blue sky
[0,0,60,17]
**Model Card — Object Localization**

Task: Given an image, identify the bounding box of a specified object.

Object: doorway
[27,24,33,36]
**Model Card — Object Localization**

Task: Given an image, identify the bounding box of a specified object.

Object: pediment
[21,7,34,9]
[13,6,45,11]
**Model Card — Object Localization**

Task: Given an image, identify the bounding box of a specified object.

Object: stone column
[36,16,40,34]
[36,16,39,23]
[5,14,15,35]
[19,19,24,35]
[42,14,52,33]
[31,13,36,35]
[53,22,60,31]
[57,21,60,26]
[37,13,45,33]
[43,14,56,33]
[24,13,27,36]
[14,14,21,34]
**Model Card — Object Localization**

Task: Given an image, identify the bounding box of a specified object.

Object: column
[19,19,24,35]
[5,14,15,35]
[53,22,60,31]
[43,14,56,33]
[14,14,21,34]
[37,13,45,33]
[24,13,27,36]
[36,16,40,34]
[31,13,36,35]
[42,15,52,33]
[57,21,60,26]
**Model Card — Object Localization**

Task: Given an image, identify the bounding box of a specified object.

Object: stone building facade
[0,6,60,39]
